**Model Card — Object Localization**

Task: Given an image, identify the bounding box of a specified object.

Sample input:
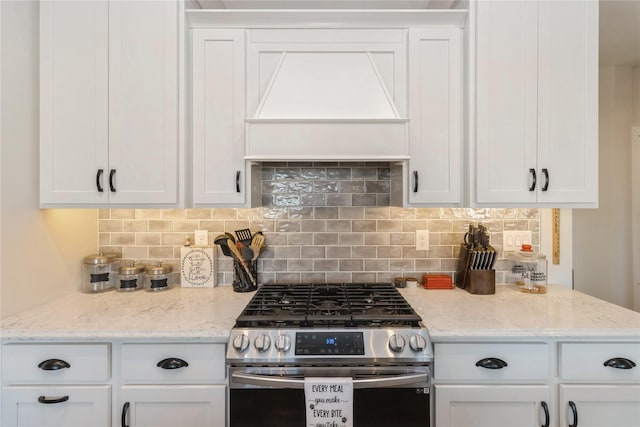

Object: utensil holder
[232,259,258,293]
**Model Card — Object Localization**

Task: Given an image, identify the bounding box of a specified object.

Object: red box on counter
[422,273,454,289]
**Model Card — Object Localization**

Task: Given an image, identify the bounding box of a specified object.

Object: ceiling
[600,0,640,66]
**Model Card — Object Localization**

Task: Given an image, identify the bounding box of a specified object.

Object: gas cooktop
[234,282,423,328]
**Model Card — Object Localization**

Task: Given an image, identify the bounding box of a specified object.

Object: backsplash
[98,163,539,285]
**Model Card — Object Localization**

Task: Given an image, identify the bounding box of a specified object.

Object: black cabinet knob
[475,357,508,369]
[157,357,189,370]
[38,359,70,371]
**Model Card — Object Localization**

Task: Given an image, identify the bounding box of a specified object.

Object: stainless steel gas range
[227,283,433,427]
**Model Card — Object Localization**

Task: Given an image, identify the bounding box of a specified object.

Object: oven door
[229,366,430,427]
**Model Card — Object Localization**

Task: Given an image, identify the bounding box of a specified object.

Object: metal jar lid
[84,252,118,265]
[146,263,172,276]
[119,263,145,275]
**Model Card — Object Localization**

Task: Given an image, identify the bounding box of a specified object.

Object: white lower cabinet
[119,343,227,427]
[2,341,228,427]
[2,386,111,427]
[435,385,551,427]
[433,342,552,427]
[558,385,640,427]
[119,385,225,427]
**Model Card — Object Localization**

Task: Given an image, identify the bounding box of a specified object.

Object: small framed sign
[180,246,216,288]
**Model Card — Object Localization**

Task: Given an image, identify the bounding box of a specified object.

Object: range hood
[244,32,410,161]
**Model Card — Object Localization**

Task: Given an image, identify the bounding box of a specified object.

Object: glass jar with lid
[117,262,145,292]
[82,253,119,293]
[145,262,173,292]
[509,244,547,293]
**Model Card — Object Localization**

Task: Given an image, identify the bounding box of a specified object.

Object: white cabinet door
[40,0,179,206]
[40,0,109,205]
[559,385,640,427]
[191,29,247,206]
[120,385,226,427]
[435,385,552,427]
[474,0,538,204]
[407,28,463,206]
[536,0,598,205]
[474,0,598,207]
[1,386,110,427]
[108,0,178,204]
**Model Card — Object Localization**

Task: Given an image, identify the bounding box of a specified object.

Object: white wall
[1,0,97,318]
[573,66,634,309]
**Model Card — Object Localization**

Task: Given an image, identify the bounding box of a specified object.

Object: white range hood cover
[246,48,409,161]
[255,52,400,119]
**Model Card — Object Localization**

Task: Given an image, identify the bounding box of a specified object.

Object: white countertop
[1,285,639,341]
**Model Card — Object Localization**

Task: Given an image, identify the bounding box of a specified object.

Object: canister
[145,263,173,292]
[117,263,145,292]
[509,244,547,293]
[82,253,119,293]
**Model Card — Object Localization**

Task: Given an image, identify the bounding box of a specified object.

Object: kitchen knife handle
[603,357,636,369]
[38,358,71,371]
[413,171,419,193]
[568,401,578,427]
[236,171,241,193]
[38,395,69,404]
[121,402,130,427]
[96,169,104,192]
[109,169,116,192]
[529,168,537,191]
[541,401,550,427]
[541,168,549,191]
[157,357,189,370]
[475,357,508,369]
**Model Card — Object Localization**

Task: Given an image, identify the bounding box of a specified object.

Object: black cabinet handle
[236,171,241,193]
[568,401,578,427]
[109,169,116,192]
[121,402,130,427]
[96,169,104,192]
[541,401,550,427]
[475,357,508,369]
[157,357,189,370]
[38,359,70,371]
[38,395,69,404]
[604,357,636,369]
[529,168,537,191]
[413,171,419,193]
[541,168,549,191]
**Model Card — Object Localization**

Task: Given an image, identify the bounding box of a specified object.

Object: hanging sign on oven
[304,377,354,427]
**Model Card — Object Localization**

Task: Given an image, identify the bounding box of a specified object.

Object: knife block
[464,269,496,295]
[455,243,495,295]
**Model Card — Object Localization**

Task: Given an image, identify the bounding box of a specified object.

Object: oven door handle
[232,371,428,389]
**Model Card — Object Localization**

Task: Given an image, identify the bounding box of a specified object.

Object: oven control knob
[232,334,250,353]
[388,334,405,353]
[274,334,291,352]
[254,334,271,352]
[409,334,427,352]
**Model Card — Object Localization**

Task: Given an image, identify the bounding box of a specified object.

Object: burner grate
[235,282,422,328]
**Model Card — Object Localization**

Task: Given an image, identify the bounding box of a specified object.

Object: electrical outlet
[416,230,429,251]
[194,230,209,246]
[503,230,532,252]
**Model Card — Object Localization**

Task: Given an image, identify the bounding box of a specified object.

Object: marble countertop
[1,285,639,341]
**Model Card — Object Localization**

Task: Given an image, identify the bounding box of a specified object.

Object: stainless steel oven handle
[232,371,428,389]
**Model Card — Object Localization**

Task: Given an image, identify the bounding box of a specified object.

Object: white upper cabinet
[473,0,598,207]
[191,29,250,206]
[403,28,463,206]
[40,0,179,207]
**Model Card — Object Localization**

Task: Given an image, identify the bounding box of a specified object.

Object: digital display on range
[295,332,365,355]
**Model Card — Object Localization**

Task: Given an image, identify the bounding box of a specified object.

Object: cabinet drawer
[1,385,111,427]
[434,342,549,381]
[2,343,110,384]
[560,342,640,381]
[121,343,226,383]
